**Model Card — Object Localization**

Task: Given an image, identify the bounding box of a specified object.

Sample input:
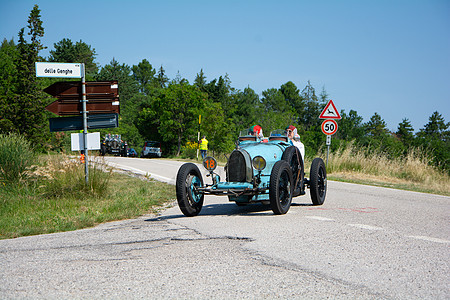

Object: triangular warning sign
[319,100,341,119]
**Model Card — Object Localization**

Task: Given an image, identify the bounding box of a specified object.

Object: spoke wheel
[176,163,204,216]
[269,160,294,215]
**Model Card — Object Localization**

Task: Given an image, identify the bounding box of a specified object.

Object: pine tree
[396,118,414,145]
[194,69,206,89]
[156,65,169,88]
[4,5,49,150]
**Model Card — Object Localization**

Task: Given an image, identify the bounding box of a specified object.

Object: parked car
[141,141,162,158]
[176,129,327,216]
[100,134,127,157]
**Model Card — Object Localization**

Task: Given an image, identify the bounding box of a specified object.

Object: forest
[1,5,449,174]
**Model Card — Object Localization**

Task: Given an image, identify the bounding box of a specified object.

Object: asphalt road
[1,156,448,299]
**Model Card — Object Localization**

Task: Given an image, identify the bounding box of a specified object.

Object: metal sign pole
[197,115,201,160]
[326,135,331,167]
[81,63,89,184]
[326,145,330,167]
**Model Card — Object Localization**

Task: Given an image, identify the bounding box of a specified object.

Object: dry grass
[321,143,450,196]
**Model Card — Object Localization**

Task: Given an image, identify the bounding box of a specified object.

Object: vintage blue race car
[176,129,327,216]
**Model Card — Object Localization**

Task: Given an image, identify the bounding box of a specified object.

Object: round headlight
[252,156,266,171]
[203,156,217,171]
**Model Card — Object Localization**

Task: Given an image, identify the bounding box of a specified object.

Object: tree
[155,65,169,88]
[0,39,18,133]
[259,88,296,132]
[416,111,450,173]
[365,112,389,138]
[232,86,260,132]
[396,118,414,145]
[132,59,156,94]
[27,4,45,57]
[417,111,449,142]
[280,81,304,122]
[194,69,207,89]
[337,109,364,140]
[48,38,98,76]
[1,5,49,150]
[300,81,322,131]
[137,82,206,156]
[261,88,288,113]
[200,101,235,155]
[96,58,138,106]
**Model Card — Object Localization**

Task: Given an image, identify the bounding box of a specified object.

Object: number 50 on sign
[321,119,338,135]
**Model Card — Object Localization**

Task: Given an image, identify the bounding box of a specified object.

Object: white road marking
[105,162,175,184]
[347,224,384,231]
[406,235,450,244]
[305,216,335,221]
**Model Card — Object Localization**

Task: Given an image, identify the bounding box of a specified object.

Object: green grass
[0,155,176,240]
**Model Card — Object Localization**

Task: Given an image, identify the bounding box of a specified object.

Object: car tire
[282,146,304,197]
[310,158,327,205]
[269,160,294,215]
[176,163,204,217]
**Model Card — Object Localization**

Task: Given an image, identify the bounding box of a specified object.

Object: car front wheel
[176,163,204,217]
[269,160,294,215]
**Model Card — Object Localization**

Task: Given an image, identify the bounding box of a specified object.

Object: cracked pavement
[0,210,383,299]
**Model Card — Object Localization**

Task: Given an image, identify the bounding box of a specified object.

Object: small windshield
[239,129,255,137]
[269,129,287,137]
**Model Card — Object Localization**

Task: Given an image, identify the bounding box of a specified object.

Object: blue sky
[1,0,449,132]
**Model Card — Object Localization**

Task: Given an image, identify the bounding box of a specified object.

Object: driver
[286,125,305,160]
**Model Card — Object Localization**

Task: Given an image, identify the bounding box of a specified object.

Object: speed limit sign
[321,119,338,135]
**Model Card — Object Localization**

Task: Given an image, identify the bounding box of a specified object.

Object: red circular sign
[321,119,338,135]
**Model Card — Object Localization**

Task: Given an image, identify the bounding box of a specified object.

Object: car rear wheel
[269,160,294,215]
[310,158,327,205]
[176,163,204,217]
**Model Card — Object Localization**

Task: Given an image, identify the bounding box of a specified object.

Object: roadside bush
[180,141,198,159]
[0,133,36,184]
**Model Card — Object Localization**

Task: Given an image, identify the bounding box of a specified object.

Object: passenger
[286,125,305,160]
[248,125,264,140]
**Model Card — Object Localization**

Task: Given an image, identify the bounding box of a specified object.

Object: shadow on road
[145,199,315,222]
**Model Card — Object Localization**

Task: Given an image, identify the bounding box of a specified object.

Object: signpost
[37,62,120,184]
[319,100,341,166]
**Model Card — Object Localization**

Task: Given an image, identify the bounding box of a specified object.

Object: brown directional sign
[44,81,119,116]
[44,81,119,100]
